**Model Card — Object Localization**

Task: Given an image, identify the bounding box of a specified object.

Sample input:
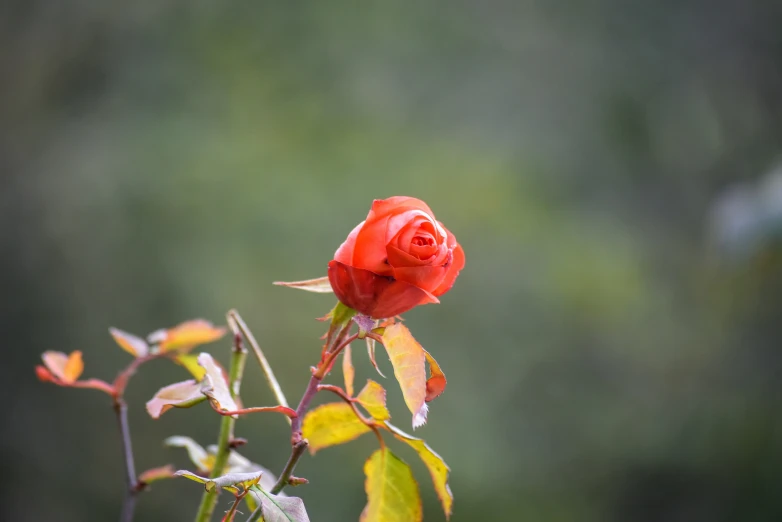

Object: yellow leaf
[174,469,262,494]
[343,344,355,397]
[63,351,84,382]
[151,319,227,353]
[384,422,453,518]
[174,354,207,380]
[42,351,84,383]
[380,323,428,428]
[361,448,422,522]
[109,327,149,358]
[301,402,371,454]
[356,380,390,421]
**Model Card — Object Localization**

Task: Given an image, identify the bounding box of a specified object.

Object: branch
[193,322,248,522]
[115,398,139,522]
[111,353,164,522]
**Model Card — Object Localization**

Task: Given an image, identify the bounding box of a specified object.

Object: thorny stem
[246,323,358,521]
[270,440,309,494]
[194,327,248,522]
[115,398,138,522]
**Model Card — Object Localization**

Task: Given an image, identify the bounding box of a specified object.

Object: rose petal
[328,261,439,319]
[352,215,394,274]
[333,221,364,265]
[432,242,465,297]
[369,197,434,219]
[392,264,448,292]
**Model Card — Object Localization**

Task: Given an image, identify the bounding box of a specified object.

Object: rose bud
[327,196,465,319]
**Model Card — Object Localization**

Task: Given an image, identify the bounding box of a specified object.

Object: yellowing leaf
[423,349,446,402]
[198,353,237,414]
[150,319,227,353]
[361,448,422,522]
[175,469,262,494]
[273,276,333,293]
[384,422,453,518]
[41,350,84,383]
[380,323,428,428]
[174,353,207,380]
[146,380,205,419]
[343,344,355,397]
[109,327,149,358]
[63,351,84,382]
[301,402,371,454]
[356,380,390,421]
[248,487,311,522]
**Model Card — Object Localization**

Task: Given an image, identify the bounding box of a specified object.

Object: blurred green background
[4,1,782,521]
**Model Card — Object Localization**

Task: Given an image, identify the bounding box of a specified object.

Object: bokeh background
[4,1,782,521]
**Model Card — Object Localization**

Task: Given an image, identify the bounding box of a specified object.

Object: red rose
[327,196,465,319]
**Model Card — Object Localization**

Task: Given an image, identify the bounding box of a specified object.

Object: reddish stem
[317,384,355,403]
[207,400,298,419]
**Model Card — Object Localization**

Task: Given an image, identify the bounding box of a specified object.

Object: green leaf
[384,422,453,518]
[109,327,149,358]
[361,448,422,522]
[329,301,357,326]
[380,323,428,428]
[249,487,310,522]
[273,276,333,293]
[356,380,391,421]
[301,402,371,454]
[146,380,206,419]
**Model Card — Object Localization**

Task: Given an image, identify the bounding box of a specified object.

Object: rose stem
[245,325,358,520]
[193,320,248,522]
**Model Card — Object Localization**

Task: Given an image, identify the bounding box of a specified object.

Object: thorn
[288,476,309,486]
[228,437,248,448]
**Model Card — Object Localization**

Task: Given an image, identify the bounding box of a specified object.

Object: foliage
[35,199,460,522]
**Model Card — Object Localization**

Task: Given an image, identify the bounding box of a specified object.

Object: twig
[245,439,310,522]
[207,399,297,419]
[271,440,309,494]
[194,322,248,522]
[111,352,164,522]
[317,384,355,403]
[229,310,289,409]
[115,398,139,522]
